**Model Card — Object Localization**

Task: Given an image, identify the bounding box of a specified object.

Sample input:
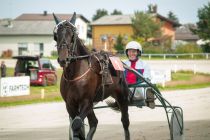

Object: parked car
[13,55,57,86]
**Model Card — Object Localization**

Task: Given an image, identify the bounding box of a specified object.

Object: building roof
[0,12,89,36]
[175,24,199,40]
[156,14,180,27]
[91,15,133,25]
[91,13,180,27]
[15,12,90,23]
[0,20,55,35]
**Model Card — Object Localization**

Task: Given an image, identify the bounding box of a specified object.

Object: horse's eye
[58,24,63,28]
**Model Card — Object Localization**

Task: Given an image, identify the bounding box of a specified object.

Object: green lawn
[171,70,194,81]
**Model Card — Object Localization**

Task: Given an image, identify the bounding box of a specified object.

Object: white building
[0,12,90,57]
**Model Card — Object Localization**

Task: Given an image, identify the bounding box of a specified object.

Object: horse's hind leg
[119,102,130,140]
[69,117,73,140]
[86,109,98,140]
[117,94,130,140]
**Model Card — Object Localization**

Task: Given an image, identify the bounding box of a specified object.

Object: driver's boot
[146,88,155,109]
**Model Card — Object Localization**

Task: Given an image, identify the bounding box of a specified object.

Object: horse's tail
[105,99,120,112]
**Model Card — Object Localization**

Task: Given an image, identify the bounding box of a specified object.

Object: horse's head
[53,12,77,67]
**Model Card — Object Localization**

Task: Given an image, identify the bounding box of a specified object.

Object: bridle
[54,20,100,82]
[54,20,78,63]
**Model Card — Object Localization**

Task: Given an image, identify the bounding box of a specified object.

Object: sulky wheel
[170,108,184,140]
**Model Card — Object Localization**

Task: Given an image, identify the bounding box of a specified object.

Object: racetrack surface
[0,87,210,140]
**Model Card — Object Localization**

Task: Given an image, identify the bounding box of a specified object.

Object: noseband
[54,20,80,63]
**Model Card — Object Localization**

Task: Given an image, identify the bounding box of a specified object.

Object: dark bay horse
[53,12,130,140]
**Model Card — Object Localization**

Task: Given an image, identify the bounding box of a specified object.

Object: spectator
[1,61,6,77]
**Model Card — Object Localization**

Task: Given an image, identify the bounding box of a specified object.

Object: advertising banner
[0,76,30,97]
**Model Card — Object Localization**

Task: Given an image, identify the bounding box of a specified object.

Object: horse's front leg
[71,116,85,140]
[86,109,98,140]
[69,116,85,140]
[68,107,85,140]
[71,99,91,140]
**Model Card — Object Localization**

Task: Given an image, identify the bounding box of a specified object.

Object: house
[91,13,180,51]
[91,15,133,51]
[175,24,199,44]
[0,11,90,57]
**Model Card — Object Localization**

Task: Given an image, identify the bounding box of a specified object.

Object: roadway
[0,87,210,140]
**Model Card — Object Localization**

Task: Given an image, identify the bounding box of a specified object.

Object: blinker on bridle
[53,20,79,63]
[53,13,97,66]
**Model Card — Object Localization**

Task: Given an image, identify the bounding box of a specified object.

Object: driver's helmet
[125,41,142,56]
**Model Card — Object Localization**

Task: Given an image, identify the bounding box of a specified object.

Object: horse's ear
[53,13,61,25]
[70,12,76,25]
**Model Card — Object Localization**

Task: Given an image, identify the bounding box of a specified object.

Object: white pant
[129,87,146,100]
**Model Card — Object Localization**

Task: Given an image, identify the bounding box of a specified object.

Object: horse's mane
[76,38,90,55]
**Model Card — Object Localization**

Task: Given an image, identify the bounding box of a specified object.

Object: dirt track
[0,87,210,140]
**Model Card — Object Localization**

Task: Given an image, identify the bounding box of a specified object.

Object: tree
[167,11,179,23]
[114,34,125,52]
[193,2,210,52]
[131,11,162,42]
[111,9,122,15]
[92,9,108,21]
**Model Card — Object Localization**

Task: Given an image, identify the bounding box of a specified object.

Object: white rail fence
[141,53,210,59]
[117,53,210,60]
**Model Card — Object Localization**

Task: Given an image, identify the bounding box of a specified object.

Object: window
[34,43,44,56]
[40,59,53,69]
[18,43,28,55]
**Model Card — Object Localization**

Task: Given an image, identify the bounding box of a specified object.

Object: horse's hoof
[72,116,83,131]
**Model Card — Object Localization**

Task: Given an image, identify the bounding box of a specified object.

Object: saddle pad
[109,56,125,71]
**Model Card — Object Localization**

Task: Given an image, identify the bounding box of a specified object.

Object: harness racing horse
[53,12,130,140]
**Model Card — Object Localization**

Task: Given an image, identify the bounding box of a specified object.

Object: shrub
[51,51,58,57]
[1,49,13,58]
[114,34,125,52]
[201,43,210,53]
[175,43,202,53]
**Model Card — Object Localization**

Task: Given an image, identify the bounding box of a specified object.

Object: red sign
[109,57,125,71]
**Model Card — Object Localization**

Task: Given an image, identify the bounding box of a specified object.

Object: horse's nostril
[60,60,66,64]
[58,58,66,67]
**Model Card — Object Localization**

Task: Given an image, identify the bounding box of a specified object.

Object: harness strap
[93,53,110,101]
[63,68,91,82]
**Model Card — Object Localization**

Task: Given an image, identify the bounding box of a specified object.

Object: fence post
[162,81,165,88]
[193,64,197,74]
[206,53,209,59]
[164,54,166,60]
[149,54,151,60]
[191,54,194,59]
[41,89,45,99]
[174,64,177,73]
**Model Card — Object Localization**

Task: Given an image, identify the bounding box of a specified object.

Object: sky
[0,0,209,24]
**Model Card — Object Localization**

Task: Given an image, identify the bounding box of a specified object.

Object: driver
[124,41,155,109]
